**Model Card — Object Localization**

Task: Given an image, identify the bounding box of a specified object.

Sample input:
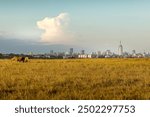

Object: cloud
[37,13,74,44]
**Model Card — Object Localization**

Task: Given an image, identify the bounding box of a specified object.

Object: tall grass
[0,58,150,100]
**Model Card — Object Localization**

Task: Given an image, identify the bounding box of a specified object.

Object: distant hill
[0,38,83,54]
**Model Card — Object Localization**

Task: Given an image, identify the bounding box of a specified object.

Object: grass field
[0,58,150,100]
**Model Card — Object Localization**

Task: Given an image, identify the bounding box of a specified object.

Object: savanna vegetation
[0,58,150,100]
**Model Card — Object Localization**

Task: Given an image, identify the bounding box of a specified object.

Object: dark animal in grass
[11,56,29,62]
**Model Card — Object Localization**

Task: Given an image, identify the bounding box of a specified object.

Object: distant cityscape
[0,42,150,59]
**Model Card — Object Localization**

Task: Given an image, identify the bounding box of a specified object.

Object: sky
[0,0,150,53]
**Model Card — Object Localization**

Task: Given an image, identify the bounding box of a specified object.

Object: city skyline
[1,41,150,59]
[1,41,150,57]
[0,0,150,53]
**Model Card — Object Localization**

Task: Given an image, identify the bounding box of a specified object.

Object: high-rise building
[132,50,136,54]
[97,51,101,56]
[118,41,123,56]
[81,50,85,55]
[132,50,136,55]
[69,48,73,55]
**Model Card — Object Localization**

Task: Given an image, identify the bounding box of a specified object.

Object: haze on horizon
[0,0,150,53]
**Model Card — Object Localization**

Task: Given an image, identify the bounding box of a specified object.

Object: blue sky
[0,0,150,53]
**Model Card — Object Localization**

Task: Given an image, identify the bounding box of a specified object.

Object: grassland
[0,58,150,100]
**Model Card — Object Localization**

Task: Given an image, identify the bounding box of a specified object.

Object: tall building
[106,50,112,56]
[118,41,123,56]
[81,50,85,55]
[97,51,101,56]
[132,50,136,54]
[69,48,73,55]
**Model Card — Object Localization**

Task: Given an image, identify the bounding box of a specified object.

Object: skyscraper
[81,50,85,55]
[118,41,123,56]
[69,48,73,55]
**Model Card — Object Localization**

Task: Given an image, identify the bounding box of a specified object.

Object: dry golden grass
[0,58,150,100]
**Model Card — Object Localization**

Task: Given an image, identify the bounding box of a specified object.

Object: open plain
[0,58,150,100]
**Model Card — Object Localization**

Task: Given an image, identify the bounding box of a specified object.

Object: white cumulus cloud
[37,13,74,44]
